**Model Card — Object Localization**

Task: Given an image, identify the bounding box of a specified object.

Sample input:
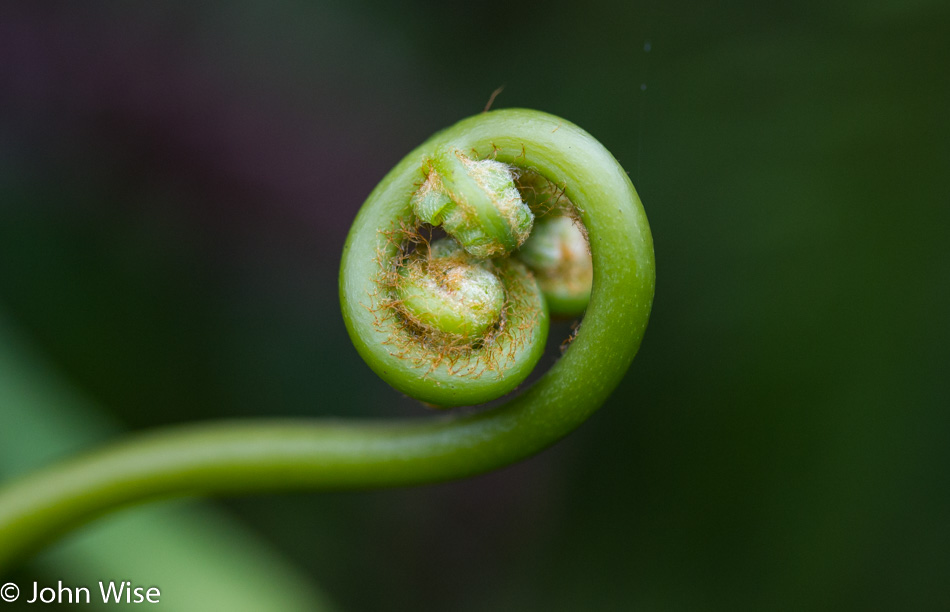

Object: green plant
[0,108,654,571]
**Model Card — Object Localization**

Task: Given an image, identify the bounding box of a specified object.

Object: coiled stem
[0,109,654,570]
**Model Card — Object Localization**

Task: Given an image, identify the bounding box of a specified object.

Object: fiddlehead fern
[0,108,654,570]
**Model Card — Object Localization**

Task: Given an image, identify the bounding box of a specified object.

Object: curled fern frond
[0,108,654,571]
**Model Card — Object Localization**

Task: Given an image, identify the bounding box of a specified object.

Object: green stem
[0,108,654,571]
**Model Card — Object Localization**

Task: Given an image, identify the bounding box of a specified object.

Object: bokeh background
[2,1,948,610]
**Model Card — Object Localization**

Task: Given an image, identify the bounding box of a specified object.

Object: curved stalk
[0,108,654,571]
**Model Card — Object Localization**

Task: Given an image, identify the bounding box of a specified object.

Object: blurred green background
[1,1,948,610]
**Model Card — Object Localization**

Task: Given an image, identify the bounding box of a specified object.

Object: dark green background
[1,1,948,610]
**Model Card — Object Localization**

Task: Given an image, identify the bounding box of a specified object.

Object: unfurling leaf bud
[412,149,533,259]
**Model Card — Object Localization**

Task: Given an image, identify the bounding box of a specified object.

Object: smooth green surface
[0,109,654,571]
[0,313,335,610]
